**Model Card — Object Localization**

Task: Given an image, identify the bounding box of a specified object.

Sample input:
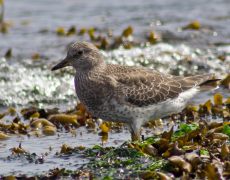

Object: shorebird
[52,41,219,141]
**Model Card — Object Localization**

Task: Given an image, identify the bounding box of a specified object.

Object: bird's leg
[129,121,142,141]
[131,131,140,141]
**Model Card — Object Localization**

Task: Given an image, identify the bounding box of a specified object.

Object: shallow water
[0,127,131,176]
[0,0,230,177]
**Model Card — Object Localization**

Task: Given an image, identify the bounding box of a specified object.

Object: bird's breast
[74,74,112,113]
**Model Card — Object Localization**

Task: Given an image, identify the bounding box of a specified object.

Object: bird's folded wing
[114,71,213,107]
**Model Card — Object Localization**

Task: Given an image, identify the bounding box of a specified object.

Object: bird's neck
[76,62,106,76]
[74,66,105,105]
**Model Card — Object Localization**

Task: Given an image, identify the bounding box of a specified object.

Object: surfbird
[51,41,219,141]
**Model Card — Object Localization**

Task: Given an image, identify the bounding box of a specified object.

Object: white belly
[94,88,199,125]
[107,87,199,124]
[130,87,199,122]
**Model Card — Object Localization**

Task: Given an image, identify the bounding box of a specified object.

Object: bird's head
[51,41,104,72]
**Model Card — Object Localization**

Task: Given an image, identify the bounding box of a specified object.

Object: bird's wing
[112,68,214,107]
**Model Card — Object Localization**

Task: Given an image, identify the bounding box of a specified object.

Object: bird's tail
[199,78,221,91]
[185,74,221,105]
[195,74,221,91]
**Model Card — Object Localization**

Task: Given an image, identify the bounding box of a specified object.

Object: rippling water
[0,43,229,108]
[0,127,131,176]
[0,0,230,109]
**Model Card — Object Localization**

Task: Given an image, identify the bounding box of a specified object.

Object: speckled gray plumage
[52,41,219,140]
[75,63,212,109]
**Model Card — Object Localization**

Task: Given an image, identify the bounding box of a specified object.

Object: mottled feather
[105,64,215,107]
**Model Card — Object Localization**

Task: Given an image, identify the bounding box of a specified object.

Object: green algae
[83,145,166,176]
[172,123,199,140]
[223,124,230,137]
[200,149,209,156]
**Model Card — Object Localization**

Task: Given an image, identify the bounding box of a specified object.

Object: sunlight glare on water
[0,43,229,108]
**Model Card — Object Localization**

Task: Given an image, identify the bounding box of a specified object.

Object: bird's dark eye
[77,50,83,55]
[71,49,84,58]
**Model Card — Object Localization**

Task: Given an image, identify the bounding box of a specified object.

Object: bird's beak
[51,57,70,71]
